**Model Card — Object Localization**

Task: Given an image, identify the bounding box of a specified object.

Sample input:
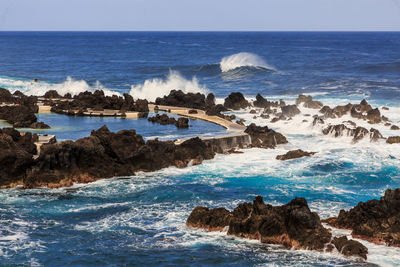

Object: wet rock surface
[295,95,323,109]
[49,90,149,115]
[276,149,317,160]
[245,123,288,148]
[326,188,400,247]
[187,196,367,259]
[148,114,189,128]
[322,124,384,143]
[0,105,50,129]
[155,90,206,110]
[387,136,400,144]
[224,92,250,110]
[2,126,214,189]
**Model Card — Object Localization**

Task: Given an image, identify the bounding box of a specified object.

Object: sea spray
[129,70,208,101]
[0,76,119,97]
[220,52,276,72]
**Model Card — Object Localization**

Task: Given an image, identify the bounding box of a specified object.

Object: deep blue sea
[0,32,400,266]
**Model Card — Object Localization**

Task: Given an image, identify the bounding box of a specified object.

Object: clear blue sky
[1,0,399,31]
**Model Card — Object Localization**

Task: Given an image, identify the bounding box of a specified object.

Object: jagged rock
[312,116,324,126]
[281,105,300,118]
[253,93,282,109]
[155,90,206,110]
[133,99,149,113]
[366,108,381,124]
[176,118,189,128]
[21,126,214,189]
[148,114,177,125]
[0,129,37,187]
[187,196,367,259]
[205,104,228,117]
[245,123,287,148]
[0,106,38,128]
[322,124,383,143]
[224,92,249,110]
[0,88,14,103]
[295,95,323,109]
[387,136,400,144]
[391,125,400,130]
[326,188,400,247]
[186,207,232,231]
[331,236,368,260]
[43,90,62,98]
[205,93,216,108]
[276,149,316,160]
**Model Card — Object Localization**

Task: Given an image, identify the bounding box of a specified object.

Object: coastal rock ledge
[186,196,368,260]
[324,188,400,247]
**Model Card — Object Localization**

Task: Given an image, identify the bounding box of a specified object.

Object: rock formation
[245,123,288,148]
[295,95,323,109]
[325,188,400,247]
[224,92,249,110]
[387,136,400,144]
[155,90,206,110]
[148,114,189,128]
[187,196,367,259]
[276,149,317,160]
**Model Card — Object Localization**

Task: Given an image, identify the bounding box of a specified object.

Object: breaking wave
[129,70,208,101]
[220,52,276,72]
[0,76,119,97]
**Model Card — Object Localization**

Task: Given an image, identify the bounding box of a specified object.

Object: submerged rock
[276,149,317,160]
[187,196,367,259]
[223,92,249,110]
[326,188,400,247]
[148,114,189,128]
[245,123,287,148]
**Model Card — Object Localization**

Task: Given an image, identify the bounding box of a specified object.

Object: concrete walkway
[148,104,251,150]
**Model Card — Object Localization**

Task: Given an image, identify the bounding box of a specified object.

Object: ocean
[0,31,399,266]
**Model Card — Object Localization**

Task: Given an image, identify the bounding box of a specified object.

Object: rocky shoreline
[187,196,368,260]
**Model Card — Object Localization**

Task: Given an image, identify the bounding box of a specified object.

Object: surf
[219,52,276,73]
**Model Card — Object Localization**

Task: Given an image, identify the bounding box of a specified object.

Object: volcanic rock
[245,123,288,148]
[276,149,316,160]
[281,105,300,118]
[295,95,323,109]
[155,90,206,110]
[326,188,400,247]
[387,136,400,144]
[187,196,367,259]
[223,92,249,110]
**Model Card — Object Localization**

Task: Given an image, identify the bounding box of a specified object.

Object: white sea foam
[220,52,276,72]
[129,70,208,101]
[0,76,119,97]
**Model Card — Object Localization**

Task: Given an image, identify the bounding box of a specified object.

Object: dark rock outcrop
[224,92,249,110]
[295,95,323,109]
[326,188,400,247]
[0,105,49,129]
[50,90,149,115]
[187,196,367,259]
[4,126,213,189]
[148,114,189,128]
[331,236,368,260]
[322,124,383,143]
[43,90,62,98]
[253,94,283,109]
[0,128,37,187]
[391,125,400,130]
[387,136,400,144]
[245,123,288,148]
[276,149,316,160]
[155,90,206,110]
[0,88,14,103]
[281,105,300,118]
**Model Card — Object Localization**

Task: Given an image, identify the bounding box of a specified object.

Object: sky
[0,0,399,31]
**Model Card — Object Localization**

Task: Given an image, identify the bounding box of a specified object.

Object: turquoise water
[0,32,400,266]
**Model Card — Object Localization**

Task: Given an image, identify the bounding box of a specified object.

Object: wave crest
[220,52,275,72]
[129,70,208,101]
[0,76,119,97]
